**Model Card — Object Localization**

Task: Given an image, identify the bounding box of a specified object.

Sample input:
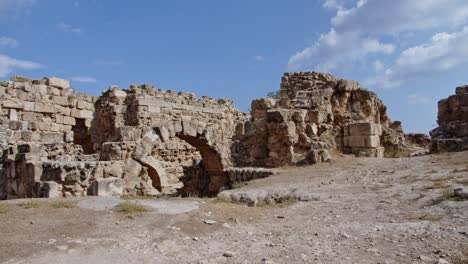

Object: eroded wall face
[431,86,468,152]
[1,72,409,199]
[232,72,407,167]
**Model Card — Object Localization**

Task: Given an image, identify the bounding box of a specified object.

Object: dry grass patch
[0,204,11,214]
[453,248,468,264]
[18,200,41,209]
[51,201,76,209]
[115,201,148,215]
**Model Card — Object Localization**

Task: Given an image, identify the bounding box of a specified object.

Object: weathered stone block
[40,132,64,144]
[63,116,76,126]
[34,102,55,113]
[77,100,94,110]
[51,96,69,106]
[47,77,70,89]
[343,135,380,148]
[90,178,124,197]
[348,122,382,136]
[23,101,35,111]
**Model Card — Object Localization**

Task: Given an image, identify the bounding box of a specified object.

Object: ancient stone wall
[431,85,468,152]
[232,72,407,167]
[92,84,247,196]
[1,72,409,200]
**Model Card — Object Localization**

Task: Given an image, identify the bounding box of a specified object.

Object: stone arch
[176,133,227,195]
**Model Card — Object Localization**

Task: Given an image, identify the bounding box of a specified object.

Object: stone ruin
[232,72,407,167]
[0,72,409,200]
[431,85,468,152]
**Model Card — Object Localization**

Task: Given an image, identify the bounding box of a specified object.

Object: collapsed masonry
[431,85,468,152]
[0,72,407,200]
[232,72,407,167]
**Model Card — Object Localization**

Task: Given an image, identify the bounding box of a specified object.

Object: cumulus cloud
[332,0,468,35]
[407,94,431,105]
[57,22,83,35]
[0,0,36,15]
[289,0,468,87]
[0,37,18,48]
[366,27,468,88]
[288,29,394,71]
[70,76,97,83]
[0,54,42,78]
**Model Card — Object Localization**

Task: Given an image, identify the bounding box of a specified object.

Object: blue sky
[1,0,468,133]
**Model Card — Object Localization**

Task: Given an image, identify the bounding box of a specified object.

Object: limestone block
[2,99,24,109]
[34,102,55,113]
[251,98,276,110]
[8,109,17,121]
[124,159,143,177]
[343,135,380,148]
[50,123,60,132]
[41,181,61,198]
[266,110,289,123]
[55,105,71,116]
[337,79,361,92]
[77,100,94,110]
[9,121,22,130]
[90,178,124,197]
[64,131,74,142]
[51,96,69,106]
[47,77,70,89]
[21,131,33,142]
[55,115,64,124]
[306,110,325,124]
[23,101,35,111]
[348,122,382,136]
[40,132,64,144]
[105,163,123,178]
[63,116,76,126]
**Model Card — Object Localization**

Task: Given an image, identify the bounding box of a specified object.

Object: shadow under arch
[176,133,227,196]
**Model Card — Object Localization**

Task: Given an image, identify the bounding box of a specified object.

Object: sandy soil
[0,151,467,264]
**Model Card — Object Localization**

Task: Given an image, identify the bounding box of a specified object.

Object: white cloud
[0,37,18,48]
[407,94,431,105]
[254,55,265,62]
[289,0,468,85]
[70,76,97,83]
[57,22,83,35]
[0,54,42,78]
[366,27,468,88]
[0,0,36,15]
[332,0,468,35]
[288,29,394,71]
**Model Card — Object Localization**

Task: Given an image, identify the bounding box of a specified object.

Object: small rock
[192,237,199,241]
[204,220,216,225]
[437,259,450,264]
[418,255,432,262]
[223,251,234,257]
[56,245,69,251]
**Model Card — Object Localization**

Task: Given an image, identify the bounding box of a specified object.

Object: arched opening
[176,133,227,197]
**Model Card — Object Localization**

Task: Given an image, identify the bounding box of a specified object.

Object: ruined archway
[176,133,227,197]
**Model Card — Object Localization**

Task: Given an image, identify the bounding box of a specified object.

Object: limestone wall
[0,72,409,200]
[431,85,468,152]
[232,72,407,167]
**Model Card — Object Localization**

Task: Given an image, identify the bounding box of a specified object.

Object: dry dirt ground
[0,151,467,264]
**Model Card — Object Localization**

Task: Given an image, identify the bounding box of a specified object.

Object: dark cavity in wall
[72,118,94,154]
